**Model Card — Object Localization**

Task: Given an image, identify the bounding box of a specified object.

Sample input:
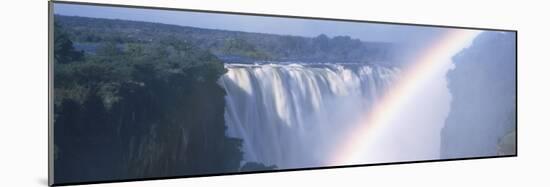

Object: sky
[53,3,447,44]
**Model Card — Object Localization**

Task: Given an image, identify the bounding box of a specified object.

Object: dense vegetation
[53,20,274,183]
[55,15,394,63]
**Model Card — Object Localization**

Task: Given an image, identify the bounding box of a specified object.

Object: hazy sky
[53,3,447,44]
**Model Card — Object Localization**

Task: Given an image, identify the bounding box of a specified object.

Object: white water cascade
[219,63,400,168]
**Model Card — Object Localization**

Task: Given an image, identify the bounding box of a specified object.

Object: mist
[356,61,454,163]
[441,32,517,158]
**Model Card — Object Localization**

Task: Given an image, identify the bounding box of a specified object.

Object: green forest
[53,17,275,183]
[55,15,394,63]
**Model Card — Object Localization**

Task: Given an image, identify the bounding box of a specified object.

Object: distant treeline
[55,15,395,63]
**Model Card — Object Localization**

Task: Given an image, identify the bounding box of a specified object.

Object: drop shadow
[37,178,49,186]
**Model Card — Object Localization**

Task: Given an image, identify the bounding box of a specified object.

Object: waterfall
[219,63,400,169]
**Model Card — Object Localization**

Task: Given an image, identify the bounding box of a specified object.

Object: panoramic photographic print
[50,2,517,185]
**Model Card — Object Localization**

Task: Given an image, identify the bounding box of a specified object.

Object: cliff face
[53,22,245,183]
[441,32,516,159]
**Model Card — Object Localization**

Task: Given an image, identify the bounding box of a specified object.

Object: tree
[97,42,121,57]
[314,34,330,52]
[54,23,84,64]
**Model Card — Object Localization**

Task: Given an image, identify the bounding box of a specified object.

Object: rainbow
[329,29,482,166]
